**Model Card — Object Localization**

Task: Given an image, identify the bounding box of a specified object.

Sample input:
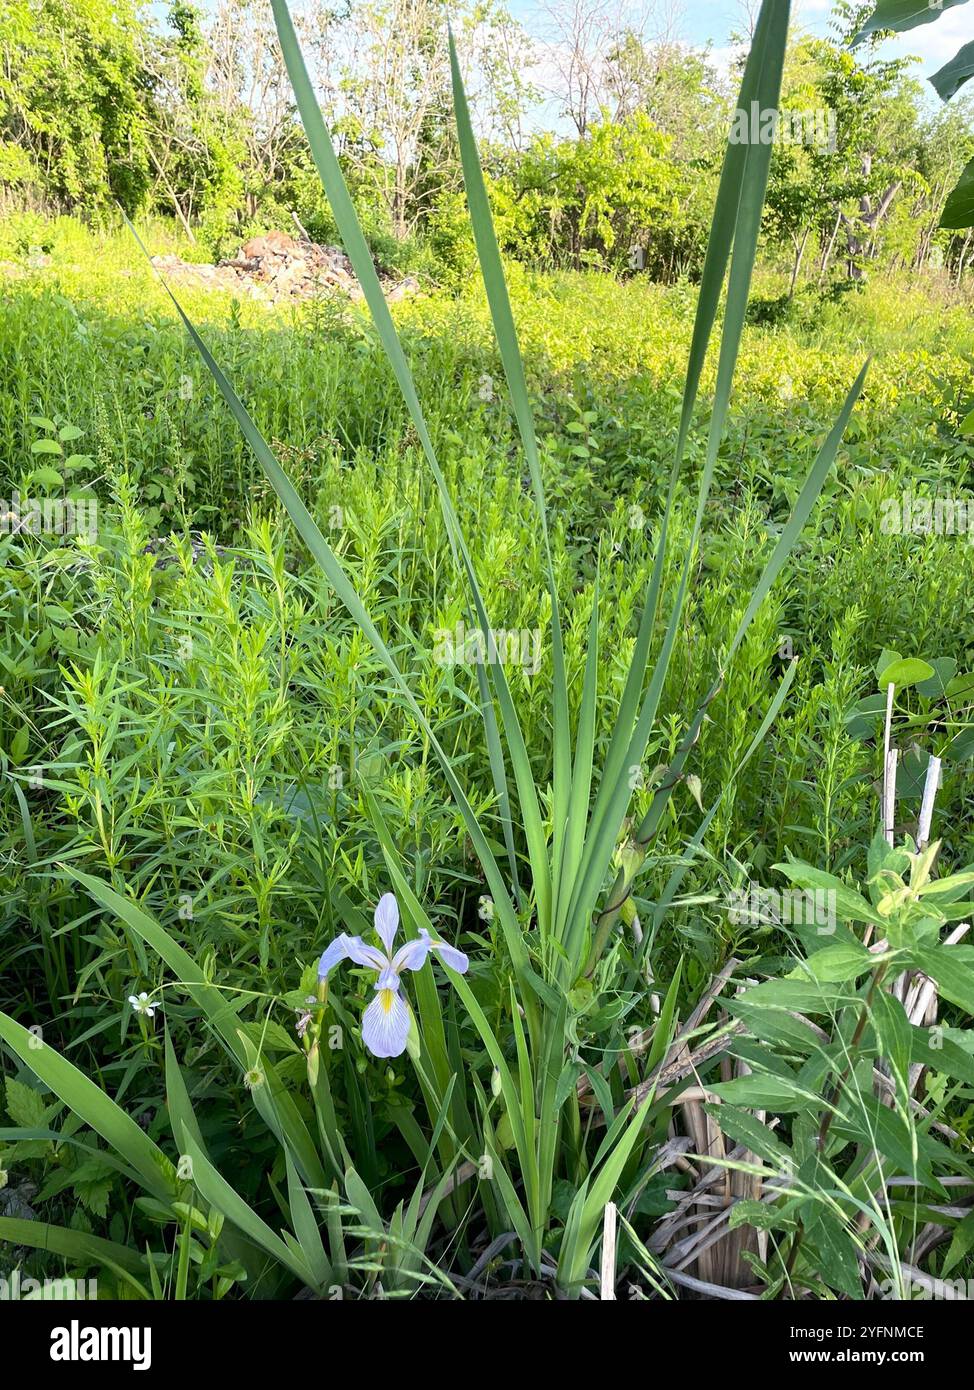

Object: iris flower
[318,892,468,1058]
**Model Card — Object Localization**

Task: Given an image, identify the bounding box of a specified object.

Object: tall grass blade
[448,29,571,911]
[268,0,549,930]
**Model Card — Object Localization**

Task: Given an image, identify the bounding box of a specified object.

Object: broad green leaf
[876,657,935,690]
[773,860,880,926]
[910,1025,974,1088]
[728,1198,794,1233]
[798,942,875,983]
[703,1103,794,1169]
[942,155,974,230]
[8,726,29,765]
[910,946,974,1017]
[875,647,901,680]
[854,0,969,42]
[917,657,957,699]
[942,1206,974,1275]
[736,976,853,1013]
[834,1096,937,1188]
[711,1071,824,1112]
[919,869,974,901]
[31,466,63,489]
[726,997,827,1053]
[869,990,912,1099]
[4,1077,47,1128]
[931,40,974,100]
[804,1207,863,1299]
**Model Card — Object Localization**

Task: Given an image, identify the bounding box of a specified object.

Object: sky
[658,0,970,71]
[508,0,974,84]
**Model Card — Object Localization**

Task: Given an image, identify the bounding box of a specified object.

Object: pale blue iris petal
[374,893,400,955]
[361,988,411,1058]
[342,935,387,970]
[391,935,431,974]
[317,933,384,980]
[376,966,402,991]
[317,935,350,979]
[432,940,469,974]
[419,928,469,974]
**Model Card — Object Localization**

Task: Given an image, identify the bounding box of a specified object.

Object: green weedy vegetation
[0,0,973,1303]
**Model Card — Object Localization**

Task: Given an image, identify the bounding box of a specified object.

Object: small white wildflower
[128,992,157,1018]
[478,895,494,923]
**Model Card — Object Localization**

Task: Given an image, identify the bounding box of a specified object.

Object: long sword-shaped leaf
[0,1218,147,1276]
[363,800,539,1221]
[363,786,477,1163]
[640,656,800,961]
[361,795,544,1239]
[634,359,870,853]
[854,0,969,44]
[565,0,794,951]
[181,1134,318,1289]
[448,29,570,929]
[268,0,549,929]
[558,1090,654,1292]
[555,574,601,946]
[571,357,869,959]
[0,1010,176,1203]
[565,0,791,952]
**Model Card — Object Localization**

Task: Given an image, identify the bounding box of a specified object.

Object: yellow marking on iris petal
[380,988,395,1014]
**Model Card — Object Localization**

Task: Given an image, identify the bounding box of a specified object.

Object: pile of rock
[150,229,418,304]
[223,230,358,297]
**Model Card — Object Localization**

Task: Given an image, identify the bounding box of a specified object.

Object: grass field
[2,209,974,1299]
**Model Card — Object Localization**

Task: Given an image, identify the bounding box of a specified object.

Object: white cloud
[706,41,747,82]
[875,9,974,77]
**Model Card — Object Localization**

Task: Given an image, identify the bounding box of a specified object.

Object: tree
[330,0,534,240]
[487,110,708,278]
[604,30,726,161]
[0,0,156,214]
[853,0,974,230]
[799,5,923,283]
[535,0,681,138]
[139,3,242,241]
